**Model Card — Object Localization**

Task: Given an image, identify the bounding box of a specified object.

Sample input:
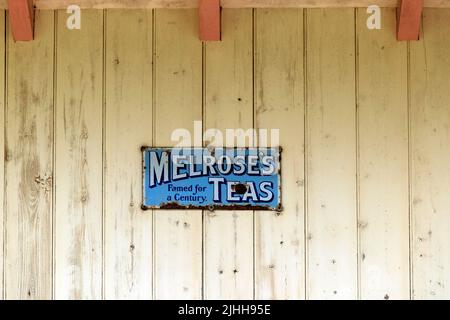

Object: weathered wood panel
[153,9,203,300]
[204,212,253,299]
[254,8,305,300]
[5,10,54,299]
[410,9,450,299]
[54,10,103,299]
[2,7,450,301]
[0,10,5,300]
[306,9,357,299]
[203,9,254,300]
[104,9,153,299]
[357,8,410,300]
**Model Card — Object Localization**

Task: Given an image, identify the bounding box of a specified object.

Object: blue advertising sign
[142,147,281,211]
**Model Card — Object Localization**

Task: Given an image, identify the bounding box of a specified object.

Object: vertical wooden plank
[410,9,450,299]
[357,8,410,300]
[0,10,5,300]
[54,10,103,300]
[104,10,153,300]
[154,9,203,300]
[203,9,253,300]
[5,10,54,300]
[254,9,305,300]
[306,9,357,299]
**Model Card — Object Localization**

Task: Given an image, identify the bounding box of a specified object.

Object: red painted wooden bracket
[397,0,424,41]
[8,0,35,41]
[199,0,221,41]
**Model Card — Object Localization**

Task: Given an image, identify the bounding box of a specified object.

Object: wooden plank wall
[104,10,153,299]
[204,9,254,300]
[5,11,54,299]
[357,8,410,299]
[254,9,305,299]
[1,8,450,300]
[153,10,203,299]
[410,9,450,300]
[306,9,357,299]
[55,10,103,299]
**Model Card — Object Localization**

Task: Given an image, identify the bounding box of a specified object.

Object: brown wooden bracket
[8,0,35,41]
[199,0,221,41]
[397,0,424,41]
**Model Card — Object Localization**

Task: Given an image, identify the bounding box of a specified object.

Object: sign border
[140,146,283,212]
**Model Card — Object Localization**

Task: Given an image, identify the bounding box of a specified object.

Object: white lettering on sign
[149,151,169,187]
[148,151,278,188]
[147,150,278,203]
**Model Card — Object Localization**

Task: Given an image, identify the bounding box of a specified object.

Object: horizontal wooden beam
[0,0,449,9]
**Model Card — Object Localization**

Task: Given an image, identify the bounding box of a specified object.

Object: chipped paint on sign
[142,147,281,211]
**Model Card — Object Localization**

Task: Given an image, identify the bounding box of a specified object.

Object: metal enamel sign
[142,147,281,211]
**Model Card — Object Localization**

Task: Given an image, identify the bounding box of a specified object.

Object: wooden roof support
[397,0,424,40]
[8,0,34,41]
[0,0,449,9]
[199,0,221,41]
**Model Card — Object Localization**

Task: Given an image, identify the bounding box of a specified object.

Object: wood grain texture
[204,213,253,299]
[104,9,153,300]
[3,7,450,301]
[1,0,449,9]
[54,10,103,300]
[357,8,410,300]
[5,10,54,299]
[153,9,203,300]
[203,9,253,300]
[0,10,4,300]
[254,8,305,300]
[410,9,450,299]
[306,9,357,300]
